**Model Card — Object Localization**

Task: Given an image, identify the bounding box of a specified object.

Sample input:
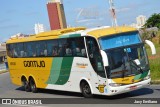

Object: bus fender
[28,75,37,86]
[21,74,28,82]
[79,78,94,94]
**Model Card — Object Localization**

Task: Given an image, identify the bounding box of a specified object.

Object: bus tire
[22,78,31,92]
[29,78,38,93]
[80,81,93,98]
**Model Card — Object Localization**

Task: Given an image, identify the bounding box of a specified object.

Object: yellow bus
[6,26,156,97]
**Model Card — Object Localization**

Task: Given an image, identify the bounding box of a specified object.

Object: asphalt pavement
[0,72,160,107]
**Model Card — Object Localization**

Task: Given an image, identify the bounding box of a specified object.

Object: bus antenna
[108,0,118,27]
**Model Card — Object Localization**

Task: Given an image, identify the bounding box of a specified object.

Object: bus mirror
[145,40,156,55]
[100,50,109,66]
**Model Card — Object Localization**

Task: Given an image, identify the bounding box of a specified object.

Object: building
[136,15,147,27]
[0,44,6,63]
[34,23,45,34]
[130,23,141,29]
[130,23,137,28]
[10,33,29,39]
[47,0,67,30]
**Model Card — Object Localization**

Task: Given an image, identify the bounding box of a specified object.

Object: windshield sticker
[99,32,141,50]
[124,48,131,52]
[134,59,141,65]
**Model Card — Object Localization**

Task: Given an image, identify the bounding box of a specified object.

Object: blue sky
[0,0,160,42]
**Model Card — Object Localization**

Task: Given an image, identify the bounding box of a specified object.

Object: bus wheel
[30,78,38,93]
[22,79,31,92]
[81,82,93,98]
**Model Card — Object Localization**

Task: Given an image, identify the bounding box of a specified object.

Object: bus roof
[86,26,137,38]
[6,26,137,44]
[6,27,86,43]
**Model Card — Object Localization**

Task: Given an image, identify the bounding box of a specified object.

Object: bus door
[85,37,106,86]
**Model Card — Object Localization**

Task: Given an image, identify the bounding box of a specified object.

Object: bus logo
[76,63,88,68]
[97,85,105,93]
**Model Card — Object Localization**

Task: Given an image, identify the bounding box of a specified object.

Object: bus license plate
[129,85,137,90]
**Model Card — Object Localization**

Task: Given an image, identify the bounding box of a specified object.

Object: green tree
[144,13,160,29]
[158,30,160,44]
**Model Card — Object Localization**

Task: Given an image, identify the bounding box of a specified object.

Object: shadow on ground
[155,89,160,91]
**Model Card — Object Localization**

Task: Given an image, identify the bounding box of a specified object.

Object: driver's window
[86,37,99,58]
[86,37,106,78]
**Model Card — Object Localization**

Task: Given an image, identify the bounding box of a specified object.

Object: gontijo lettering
[23,61,45,67]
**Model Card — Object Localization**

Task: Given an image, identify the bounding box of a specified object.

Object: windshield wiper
[129,59,144,74]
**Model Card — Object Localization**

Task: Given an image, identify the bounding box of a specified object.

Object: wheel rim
[30,80,35,90]
[30,79,37,93]
[83,84,91,95]
[24,81,30,91]
[31,84,34,89]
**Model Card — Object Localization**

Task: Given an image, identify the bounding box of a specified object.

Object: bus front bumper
[105,78,151,96]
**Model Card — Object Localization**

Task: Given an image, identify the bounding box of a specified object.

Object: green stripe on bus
[55,57,74,85]
[139,71,148,79]
[46,57,63,84]
[134,71,149,80]
[59,34,81,38]
[134,74,141,80]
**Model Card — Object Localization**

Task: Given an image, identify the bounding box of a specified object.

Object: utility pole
[108,0,118,27]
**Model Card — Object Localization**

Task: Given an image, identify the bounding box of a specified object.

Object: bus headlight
[144,75,150,80]
[109,83,122,87]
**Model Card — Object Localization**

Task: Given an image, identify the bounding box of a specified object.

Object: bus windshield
[99,32,149,79]
[104,44,149,79]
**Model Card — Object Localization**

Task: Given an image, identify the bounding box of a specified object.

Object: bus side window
[44,49,47,56]
[16,43,24,58]
[7,44,14,58]
[65,38,72,56]
[46,39,59,57]
[36,41,46,57]
[77,37,86,57]
[58,39,66,57]
[13,44,18,58]
[23,43,27,57]
[25,42,36,57]
[46,40,52,56]
[81,49,86,56]
[71,37,86,57]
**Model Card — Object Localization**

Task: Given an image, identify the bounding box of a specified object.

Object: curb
[151,80,160,85]
[0,70,8,74]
